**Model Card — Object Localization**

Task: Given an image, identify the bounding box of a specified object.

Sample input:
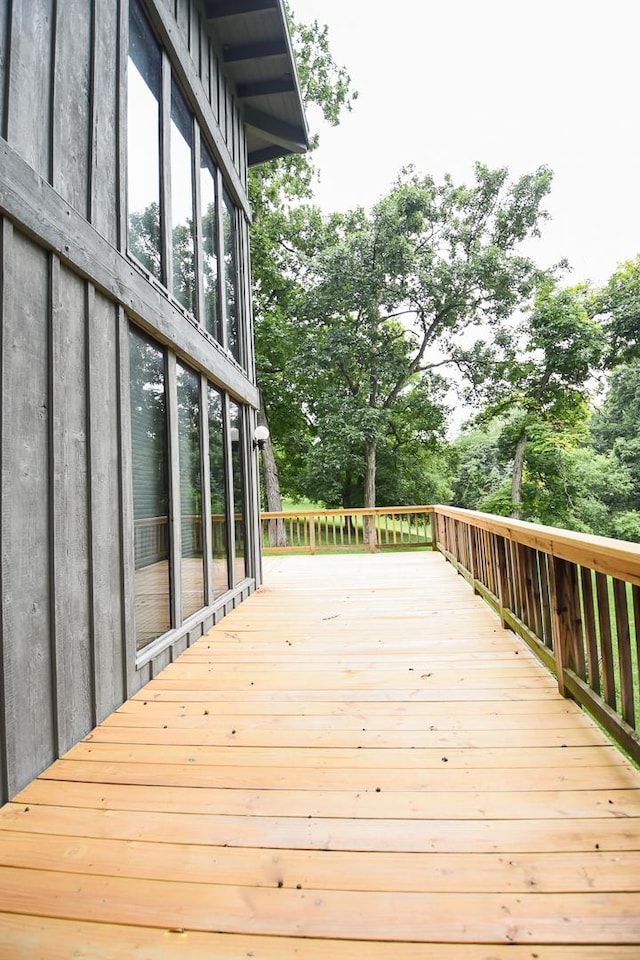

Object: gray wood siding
[7,0,54,180]
[53,0,92,217]
[1,227,56,797]
[0,0,258,803]
[52,262,93,754]
[91,0,120,245]
[88,290,127,723]
[3,0,246,232]
[0,3,8,137]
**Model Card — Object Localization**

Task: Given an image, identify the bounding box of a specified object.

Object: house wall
[0,0,262,803]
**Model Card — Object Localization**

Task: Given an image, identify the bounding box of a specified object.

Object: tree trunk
[511,432,527,520]
[364,441,377,546]
[258,393,287,547]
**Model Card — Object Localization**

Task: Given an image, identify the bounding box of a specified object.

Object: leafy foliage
[589,255,640,364]
[255,162,555,509]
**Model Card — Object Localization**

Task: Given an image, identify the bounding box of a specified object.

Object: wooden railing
[133,515,229,567]
[261,506,435,554]
[432,505,640,764]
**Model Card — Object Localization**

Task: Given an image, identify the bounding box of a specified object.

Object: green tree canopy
[271,163,556,511]
[468,281,605,518]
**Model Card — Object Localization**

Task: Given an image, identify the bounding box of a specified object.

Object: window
[177,362,205,619]
[221,188,239,361]
[127,0,162,280]
[208,386,230,597]
[229,400,247,583]
[129,328,171,648]
[170,81,196,313]
[126,4,246,367]
[200,145,220,341]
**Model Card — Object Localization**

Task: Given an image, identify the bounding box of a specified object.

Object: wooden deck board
[0,551,639,955]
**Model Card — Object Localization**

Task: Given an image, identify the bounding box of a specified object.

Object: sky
[290,0,640,287]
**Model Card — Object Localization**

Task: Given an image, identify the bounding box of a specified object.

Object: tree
[249,7,357,531]
[281,163,555,514]
[450,412,634,534]
[450,419,511,509]
[591,360,640,518]
[471,281,604,518]
[590,254,640,364]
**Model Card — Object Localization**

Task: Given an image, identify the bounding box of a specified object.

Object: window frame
[125,0,246,368]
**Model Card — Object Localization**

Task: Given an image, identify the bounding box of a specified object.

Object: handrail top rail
[433,504,640,586]
[262,505,434,519]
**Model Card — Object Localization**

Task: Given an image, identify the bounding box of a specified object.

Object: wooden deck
[1,552,639,958]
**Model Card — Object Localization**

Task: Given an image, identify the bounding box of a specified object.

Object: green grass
[280,497,323,513]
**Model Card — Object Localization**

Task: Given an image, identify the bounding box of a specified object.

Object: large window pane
[177,363,205,619]
[129,328,170,648]
[208,387,230,597]
[127,0,162,279]
[229,401,247,583]
[221,189,239,361]
[171,81,196,313]
[200,146,220,341]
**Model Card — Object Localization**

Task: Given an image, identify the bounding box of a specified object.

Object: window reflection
[129,328,171,648]
[177,363,205,619]
[208,387,230,597]
[171,81,196,313]
[229,401,247,584]
[127,0,162,279]
[200,146,220,342]
[222,189,239,361]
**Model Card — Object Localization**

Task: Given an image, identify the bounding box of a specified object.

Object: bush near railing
[432,505,640,764]
[261,505,435,554]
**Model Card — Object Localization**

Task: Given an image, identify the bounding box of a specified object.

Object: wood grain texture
[52,0,92,216]
[52,264,93,753]
[6,0,53,179]
[89,290,126,723]
[0,552,639,953]
[434,504,640,587]
[1,229,56,797]
[91,0,119,244]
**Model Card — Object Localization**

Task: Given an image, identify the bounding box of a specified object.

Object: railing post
[430,510,438,552]
[468,525,479,593]
[494,535,510,630]
[309,515,316,556]
[367,512,376,553]
[549,555,583,698]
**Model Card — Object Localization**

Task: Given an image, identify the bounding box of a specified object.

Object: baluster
[612,578,635,728]
[550,557,585,698]
[595,572,617,709]
[579,567,600,695]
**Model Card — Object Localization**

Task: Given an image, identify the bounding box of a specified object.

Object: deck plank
[1,551,639,953]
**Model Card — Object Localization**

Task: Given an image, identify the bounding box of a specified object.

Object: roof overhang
[205,0,310,166]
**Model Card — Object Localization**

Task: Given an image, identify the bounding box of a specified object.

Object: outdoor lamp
[253,424,270,451]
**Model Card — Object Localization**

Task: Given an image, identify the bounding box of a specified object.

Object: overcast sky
[290,0,640,287]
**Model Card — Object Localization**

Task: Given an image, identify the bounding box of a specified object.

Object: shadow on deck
[0,551,639,957]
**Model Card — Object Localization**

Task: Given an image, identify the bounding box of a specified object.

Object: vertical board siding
[52,263,93,754]
[176,0,189,38]
[89,290,126,722]
[0,218,8,804]
[0,0,257,800]
[91,0,119,245]
[1,229,55,796]
[52,0,92,217]
[200,23,210,101]
[0,1,8,137]
[6,0,54,180]
[210,46,219,122]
